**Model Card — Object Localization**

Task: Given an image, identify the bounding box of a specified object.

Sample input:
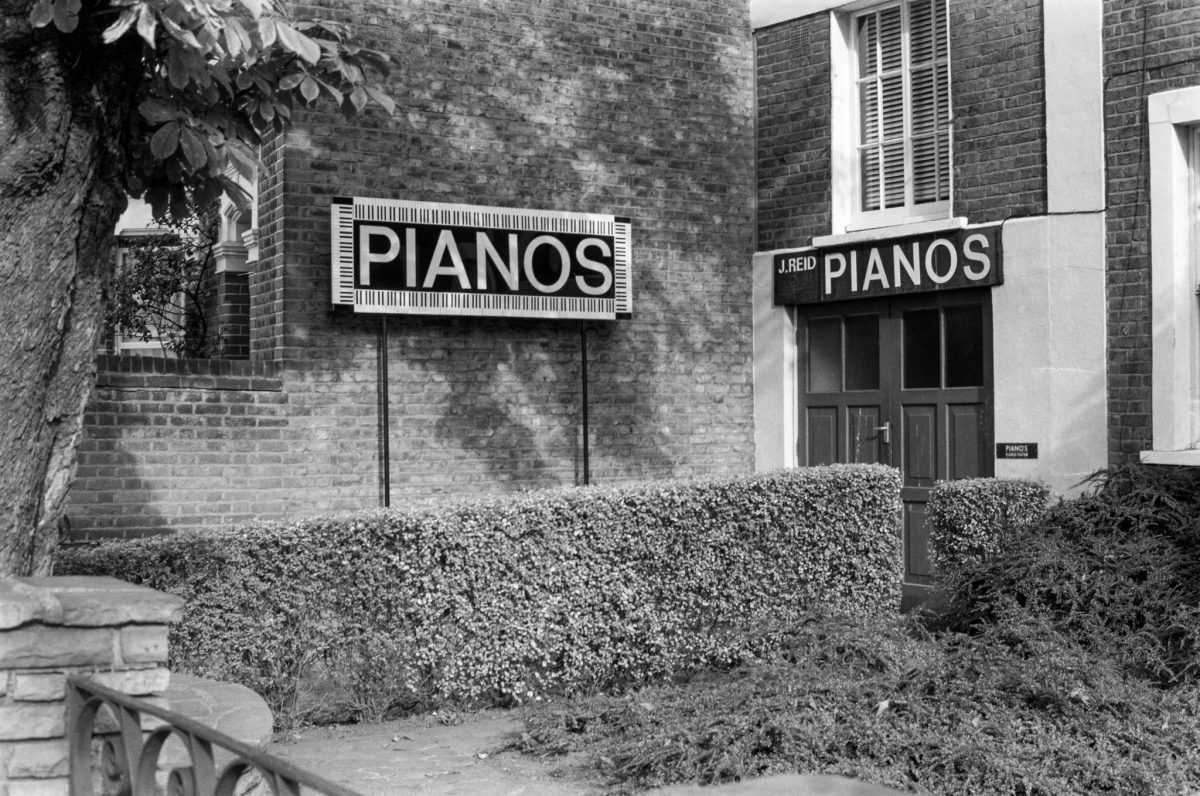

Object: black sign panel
[331,197,633,320]
[774,224,1003,305]
[996,443,1038,459]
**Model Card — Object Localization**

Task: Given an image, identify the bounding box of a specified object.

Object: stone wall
[0,577,180,794]
[66,0,758,540]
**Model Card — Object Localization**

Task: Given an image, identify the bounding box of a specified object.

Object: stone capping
[94,354,283,392]
[0,577,183,629]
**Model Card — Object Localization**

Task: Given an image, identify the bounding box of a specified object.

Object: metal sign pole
[378,316,391,507]
[580,322,590,486]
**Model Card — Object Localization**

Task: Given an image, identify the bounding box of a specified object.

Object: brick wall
[756,14,832,250]
[950,0,1046,221]
[755,0,1047,248]
[1104,0,1200,463]
[67,0,756,539]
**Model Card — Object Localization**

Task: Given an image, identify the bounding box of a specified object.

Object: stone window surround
[1143,86,1200,465]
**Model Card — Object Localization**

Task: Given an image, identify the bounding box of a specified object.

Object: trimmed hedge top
[58,465,902,725]
[927,477,1048,572]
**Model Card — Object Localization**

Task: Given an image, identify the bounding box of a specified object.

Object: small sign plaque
[996,443,1038,459]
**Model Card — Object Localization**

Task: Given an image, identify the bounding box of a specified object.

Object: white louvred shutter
[854,0,951,214]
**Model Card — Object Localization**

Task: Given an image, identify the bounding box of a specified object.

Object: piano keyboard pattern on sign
[613,219,632,316]
[352,198,615,236]
[330,200,356,305]
[355,289,617,319]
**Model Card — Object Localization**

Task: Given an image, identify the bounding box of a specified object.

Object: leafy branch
[29,0,395,220]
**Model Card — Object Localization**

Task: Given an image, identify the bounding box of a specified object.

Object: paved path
[268,710,602,795]
[163,677,905,794]
[267,711,907,795]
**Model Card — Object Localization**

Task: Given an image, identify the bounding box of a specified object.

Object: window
[1144,87,1200,464]
[833,0,951,232]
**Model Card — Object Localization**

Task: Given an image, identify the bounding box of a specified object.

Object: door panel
[901,405,937,487]
[807,407,838,466]
[904,501,932,582]
[949,403,987,479]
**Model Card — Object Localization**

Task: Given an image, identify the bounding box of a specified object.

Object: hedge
[926,477,1048,572]
[56,465,901,726]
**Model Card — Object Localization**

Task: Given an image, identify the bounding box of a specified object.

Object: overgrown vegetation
[108,210,219,358]
[56,466,901,729]
[515,466,1200,794]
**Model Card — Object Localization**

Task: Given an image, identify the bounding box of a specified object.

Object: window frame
[831,0,953,234]
[1143,86,1200,464]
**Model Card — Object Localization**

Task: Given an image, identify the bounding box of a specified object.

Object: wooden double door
[797,289,993,592]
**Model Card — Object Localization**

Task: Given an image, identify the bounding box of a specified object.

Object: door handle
[874,421,891,445]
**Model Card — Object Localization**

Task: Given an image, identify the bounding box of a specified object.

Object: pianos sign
[773,224,1002,306]
[330,197,632,320]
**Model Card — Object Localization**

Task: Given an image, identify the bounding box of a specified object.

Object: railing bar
[67,675,362,796]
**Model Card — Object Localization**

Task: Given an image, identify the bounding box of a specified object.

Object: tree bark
[0,10,131,574]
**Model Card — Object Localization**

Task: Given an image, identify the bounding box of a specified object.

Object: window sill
[1139,449,1200,466]
[813,217,968,248]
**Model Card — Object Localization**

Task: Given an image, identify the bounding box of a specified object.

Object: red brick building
[751,0,1106,595]
[67,0,757,539]
[68,0,1200,605]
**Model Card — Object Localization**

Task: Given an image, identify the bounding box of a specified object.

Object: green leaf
[136,4,158,48]
[52,0,81,32]
[364,86,396,115]
[315,78,342,106]
[149,122,181,160]
[179,127,207,172]
[224,140,259,178]
[349,85,368,113]
[239,0,264,19]
[298,76,319,103]
[278,72,306,91]
[139,99,179,125]
[161,15,202,49]
[28,0,53,28]
[258,17,277,48]
[275,21,321,65]
[222,22,243,58]
[102,7,138,43]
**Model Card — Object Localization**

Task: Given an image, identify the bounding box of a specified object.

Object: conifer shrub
[56,465,902,727]
[940,465,1200,686]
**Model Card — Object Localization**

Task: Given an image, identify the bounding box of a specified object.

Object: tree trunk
[0,13,131,574]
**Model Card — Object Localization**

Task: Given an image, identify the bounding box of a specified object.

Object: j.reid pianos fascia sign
[773,224,1003,305]
[331,197,633,320]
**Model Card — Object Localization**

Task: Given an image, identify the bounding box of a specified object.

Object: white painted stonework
[990,215,1107,494]
[752,251,798,471]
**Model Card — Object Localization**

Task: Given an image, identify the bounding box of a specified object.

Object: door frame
[794,288,995,599]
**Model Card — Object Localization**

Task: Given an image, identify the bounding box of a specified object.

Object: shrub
[926,478,1048,572]
[515,611,1200,794]
[57,465,902,727]
[940,464,1200,687]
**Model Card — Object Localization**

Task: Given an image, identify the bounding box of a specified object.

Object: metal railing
[66,675,362,796]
